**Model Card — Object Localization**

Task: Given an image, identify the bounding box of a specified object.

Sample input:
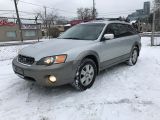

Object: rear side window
[127,25,138,35]
[118,24,133,37]
[105,23,137,38]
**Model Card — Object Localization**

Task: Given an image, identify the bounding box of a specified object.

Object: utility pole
[92,0,95,19]
[35,14,39,42]
[44,6,48,38]
[151,1,160,46]
[14,0,23,42]
[151,4,156,46]
[48,20,51,39]
[44,6,47,21]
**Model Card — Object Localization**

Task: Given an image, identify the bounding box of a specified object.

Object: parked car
[12,19,141,91]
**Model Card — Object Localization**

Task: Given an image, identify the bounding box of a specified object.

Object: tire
[72,59,97,91]
[127,47,139,66]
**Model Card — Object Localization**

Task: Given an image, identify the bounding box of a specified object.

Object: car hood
[19,39,94,61]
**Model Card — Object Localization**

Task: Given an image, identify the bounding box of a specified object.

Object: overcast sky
[0,0,153,19]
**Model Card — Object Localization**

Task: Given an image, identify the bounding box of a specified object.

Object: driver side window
[105,23,120,38]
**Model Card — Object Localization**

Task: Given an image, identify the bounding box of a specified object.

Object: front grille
[18,55,35,65]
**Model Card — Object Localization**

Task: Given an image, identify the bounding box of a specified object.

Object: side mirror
[103,34,114,40]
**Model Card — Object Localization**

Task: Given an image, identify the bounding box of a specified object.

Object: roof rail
[95,18,129,22]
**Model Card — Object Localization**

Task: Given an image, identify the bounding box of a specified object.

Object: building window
[6,31,16,38]
[24,30,36,37]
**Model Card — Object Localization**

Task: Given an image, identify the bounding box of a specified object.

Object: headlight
[37,54,67,65]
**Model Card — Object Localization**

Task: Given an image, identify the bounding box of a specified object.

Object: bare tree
[38,11,58,27]
[36,10,68,38]
[77,7,98,20]
[36,10,58,38]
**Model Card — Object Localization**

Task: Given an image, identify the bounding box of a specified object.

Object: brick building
[0,19,42,42]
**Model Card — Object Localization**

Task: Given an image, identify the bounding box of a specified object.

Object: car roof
[81,19,131,26]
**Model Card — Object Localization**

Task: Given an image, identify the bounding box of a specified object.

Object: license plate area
[15,66,24,77]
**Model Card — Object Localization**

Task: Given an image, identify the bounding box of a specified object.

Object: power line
[18,0,42,7]
[9,0,146,18]
[0,9,136,18]
[0,12,16,16]
[18,0,77,14]
[12,0,144,16]
[0,9,132,15]
[0,14,75,21]
[19,11,36,14]
[0,16,42,21]
[2,2,139,18]
[0,10,37,14]
[0,10,15,12]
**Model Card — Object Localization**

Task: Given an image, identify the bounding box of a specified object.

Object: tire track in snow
[53,98,154,110]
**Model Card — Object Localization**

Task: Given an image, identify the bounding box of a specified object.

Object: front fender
[72,50,100,72]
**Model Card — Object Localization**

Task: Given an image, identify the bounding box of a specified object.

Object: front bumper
[12,57,78,87]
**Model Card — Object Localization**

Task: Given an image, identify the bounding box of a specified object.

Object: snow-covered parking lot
[0,37,160,120]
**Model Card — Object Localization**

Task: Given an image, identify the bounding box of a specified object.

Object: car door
[99,23,131,69]
[126,24,140,51]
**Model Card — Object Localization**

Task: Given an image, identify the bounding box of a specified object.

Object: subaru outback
[12,19,141,90]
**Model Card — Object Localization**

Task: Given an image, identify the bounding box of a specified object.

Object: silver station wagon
[12,19,141,90]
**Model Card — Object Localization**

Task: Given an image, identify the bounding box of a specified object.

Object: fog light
[49,75,56,83]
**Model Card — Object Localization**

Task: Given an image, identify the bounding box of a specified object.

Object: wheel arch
[74,50,100,74]
[131,42,141,56]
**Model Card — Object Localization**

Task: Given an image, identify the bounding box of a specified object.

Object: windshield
[58,23,105,40]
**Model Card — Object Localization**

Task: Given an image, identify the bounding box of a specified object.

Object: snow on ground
[0,37,160,120]
[0,38,48,45]
[154,37,160,45]
[0,45,27,61]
